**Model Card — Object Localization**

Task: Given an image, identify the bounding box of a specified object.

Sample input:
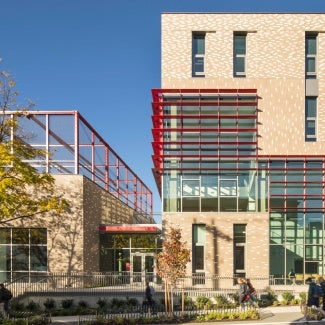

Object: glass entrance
[131,253,155,283]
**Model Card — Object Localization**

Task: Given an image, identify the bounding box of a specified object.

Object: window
[192,224,205,272]
[306,33,317,79]
[233,32,247,77]
[305,97,317,141]
[192,33,205,77]
[0,228,47,282]
[234,224,246,277]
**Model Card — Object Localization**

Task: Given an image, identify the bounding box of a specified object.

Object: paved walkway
[50,305,320,324]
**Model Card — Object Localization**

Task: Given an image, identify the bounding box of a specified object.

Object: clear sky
[0,0,324,221]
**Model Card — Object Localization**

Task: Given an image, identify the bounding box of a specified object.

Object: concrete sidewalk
[49,305,315,324]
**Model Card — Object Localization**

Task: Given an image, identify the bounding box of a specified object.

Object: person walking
[143,281,155,312]
[320,276,325,315]
[0,283,12,318]
[303,277,325,321]
[246,278,258,307]
[237,277,257,308]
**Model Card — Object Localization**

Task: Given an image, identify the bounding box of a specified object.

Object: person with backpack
[237,277,258,308]
[320,277,325,314]
[246,278,258,306]
[0,283,12,318]
[303,277,325,321]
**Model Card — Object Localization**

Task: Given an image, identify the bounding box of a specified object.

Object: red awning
[99,224,160,233]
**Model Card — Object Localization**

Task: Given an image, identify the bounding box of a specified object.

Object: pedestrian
[0,283,12,318]
[288,268,296,284]
[320,276,325,314]
[237,277,258,309]
[303,277,325,321]
[143,281,155,312]
[246,278,258,307]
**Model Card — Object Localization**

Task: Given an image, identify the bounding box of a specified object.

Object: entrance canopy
[99,224,161,234]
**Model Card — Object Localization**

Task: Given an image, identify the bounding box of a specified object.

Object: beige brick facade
[160,13,325,279]
[161,13,325,154]
[4,174,135,273]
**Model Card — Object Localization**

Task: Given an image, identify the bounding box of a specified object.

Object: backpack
[1,288,12,300]
[313,284,324,298]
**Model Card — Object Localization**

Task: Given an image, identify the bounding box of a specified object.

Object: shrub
[281,291,294,305]
[97,298,108,309]
[214,294,231,307]
[61,299,74,309]
[126,297,138,307]
[195,296,211,309]
[43,298,56,310]
[78,300,88,308]
[10,300,25,311]
[300,292,307,303]
[26,300,40,312]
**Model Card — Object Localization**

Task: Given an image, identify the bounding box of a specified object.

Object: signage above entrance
[99,224,161,233]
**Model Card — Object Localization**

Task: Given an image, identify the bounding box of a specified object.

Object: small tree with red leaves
[155,225,191,313]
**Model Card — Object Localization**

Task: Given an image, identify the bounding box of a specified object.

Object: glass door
[131,253,156,284]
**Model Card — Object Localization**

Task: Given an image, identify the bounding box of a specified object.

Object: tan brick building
[152,13,325,285]
[0,111,158,284]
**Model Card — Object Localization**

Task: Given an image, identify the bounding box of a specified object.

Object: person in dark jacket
[320,277,325,314]
[0,283,12,317]
[303,277,325,321]
[143,281,155,312]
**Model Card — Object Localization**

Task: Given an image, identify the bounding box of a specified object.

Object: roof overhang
[99,224,161,234]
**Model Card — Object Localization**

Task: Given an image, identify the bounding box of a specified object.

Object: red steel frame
[3,110,153,218]
[151,88,259,192]
[151,88,325,212]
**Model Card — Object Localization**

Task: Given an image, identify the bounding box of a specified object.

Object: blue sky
[1,0,324,220]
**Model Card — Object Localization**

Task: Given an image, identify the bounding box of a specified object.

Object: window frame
[192,32,206,77]
[233,32,247,78]
[305,32,318,79]
[305,97,317,141]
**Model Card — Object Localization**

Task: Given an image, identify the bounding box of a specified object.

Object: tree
[0,62,68,222]
[155,224,191,313]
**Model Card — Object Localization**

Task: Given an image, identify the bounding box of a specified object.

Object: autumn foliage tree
[0,62,68,222]
[155,225,191,313]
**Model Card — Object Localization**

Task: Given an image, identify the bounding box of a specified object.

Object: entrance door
[131,253,155,284]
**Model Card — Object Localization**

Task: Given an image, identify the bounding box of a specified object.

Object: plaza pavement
[50,305,321,324]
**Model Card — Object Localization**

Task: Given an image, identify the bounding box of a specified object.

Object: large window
[305,97,317,141]
[0,228,47,282]
[306,33,317,79]
[192,33,205,77]
[233,32,247,77]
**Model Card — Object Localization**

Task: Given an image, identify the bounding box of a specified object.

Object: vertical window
[233,32,246,77]
[305,97,317,141]
[192,224,205,272]
[306,33,317,79]
[234,224,246,277]
[192,33,205,77]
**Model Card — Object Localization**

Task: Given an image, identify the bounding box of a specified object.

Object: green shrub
[281,291,294,304]
[26,300,40,312]
[78,300,88,308]
[214,294,230,307]
[43,298,56,310]
[195,296,211,309]
[300,292,307,302]
[61,299,74,309]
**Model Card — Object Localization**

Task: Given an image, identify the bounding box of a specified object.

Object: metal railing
[5,272,307,302]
